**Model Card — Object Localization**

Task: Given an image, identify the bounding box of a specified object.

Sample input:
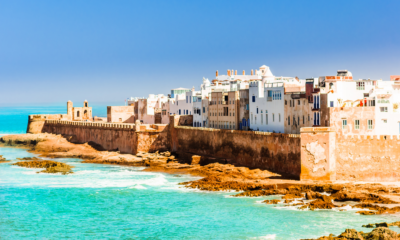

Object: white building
[322,72,400,135]
[136,94,168,124]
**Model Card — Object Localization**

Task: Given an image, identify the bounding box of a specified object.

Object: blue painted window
[252,96,255,102]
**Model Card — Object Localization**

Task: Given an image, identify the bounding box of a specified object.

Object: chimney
[251,69,253,75]
[243,70,245,75]
[227,70,231,76]
[216,70,219,77]
[235,70,237,75]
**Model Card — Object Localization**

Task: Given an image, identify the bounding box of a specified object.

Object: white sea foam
[249,234,276,239]
[275,205,302,211]
[130,185,147,189]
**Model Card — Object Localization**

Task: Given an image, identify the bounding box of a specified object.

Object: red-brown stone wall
[335,135,400,181]
[172,125,301,177]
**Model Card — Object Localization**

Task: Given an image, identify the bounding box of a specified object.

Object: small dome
[261,66,273,77]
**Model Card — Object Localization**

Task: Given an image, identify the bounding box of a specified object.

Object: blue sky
[1,0,400,104]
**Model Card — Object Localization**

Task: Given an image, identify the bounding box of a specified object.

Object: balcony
[265,82,284,88]
[291,93,306,99]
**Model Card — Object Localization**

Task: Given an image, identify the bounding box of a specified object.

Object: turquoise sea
[1,104,399,239]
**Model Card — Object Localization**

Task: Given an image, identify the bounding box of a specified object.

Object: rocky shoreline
[12,158,74,174]
[2,133,400,239]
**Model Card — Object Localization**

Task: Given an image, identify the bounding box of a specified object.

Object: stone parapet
[45,120,136,130]
[175,125,300,138]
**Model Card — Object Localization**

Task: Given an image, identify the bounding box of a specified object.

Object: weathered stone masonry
[27,115,400,182]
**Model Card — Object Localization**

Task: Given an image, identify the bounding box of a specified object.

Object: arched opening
[329,83,334,90]
[85,102,88,107]
[77,111,80,117]
[84,110,88,118]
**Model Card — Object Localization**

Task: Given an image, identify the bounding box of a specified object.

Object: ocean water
[1,105,399,239]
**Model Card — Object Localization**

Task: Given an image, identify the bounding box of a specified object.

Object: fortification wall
[27,115,400,182]
[170,116,301,177]
[27,114,69,134]
[300,127,400,182]
[42,120,168,154]
[335,135,400,181]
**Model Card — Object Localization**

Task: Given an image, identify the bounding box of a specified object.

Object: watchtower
[67,100,73,120]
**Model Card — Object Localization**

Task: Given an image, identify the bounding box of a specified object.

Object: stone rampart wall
[27,116,400,182]
[27,114,70,134]
[335,134,400,181]
[170,116,301,177]
[42,120,168,154]
[300,127,400,182]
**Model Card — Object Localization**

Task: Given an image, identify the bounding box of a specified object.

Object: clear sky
[1,0,400,105]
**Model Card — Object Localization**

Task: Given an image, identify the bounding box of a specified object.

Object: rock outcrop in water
[0,155,9,163]
[12,160,74,175]
[307,225,400,240]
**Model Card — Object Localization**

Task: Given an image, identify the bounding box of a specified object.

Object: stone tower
[67,100,73,121]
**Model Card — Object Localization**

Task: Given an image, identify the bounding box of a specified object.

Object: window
[273,113,275,122]
[179,109,181,115]
[203,107,205,113]
[298,116,300,126]
[342,119,347,129]
[266,114,268,125]
[329,82,334,89]
[330,101,334,107]
[261,114,263,124]
[186,96,188,103]
[382,119,387,123]
[298,100,300,105]
[257,108,258,114]
[308,114,310,122]
[356,82,365,90]
[285,100,287,105]
[364,93,369,98]
[303,116,305,124]
[252,96,256,102]
[288,116,290,125]
[272,90,281,100]
[251,113,253,124]
[279,114,281,122]
[355,120,360,130]
[380,107,388,112]
[368,100,375,106]
[313,113,316,125]
[77,111,80,117]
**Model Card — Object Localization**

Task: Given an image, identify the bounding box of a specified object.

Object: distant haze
[1,0,400,104]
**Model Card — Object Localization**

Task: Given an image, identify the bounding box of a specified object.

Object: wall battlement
[175,125,300,138]
[342,134,400,140]
[45,120,137,130]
